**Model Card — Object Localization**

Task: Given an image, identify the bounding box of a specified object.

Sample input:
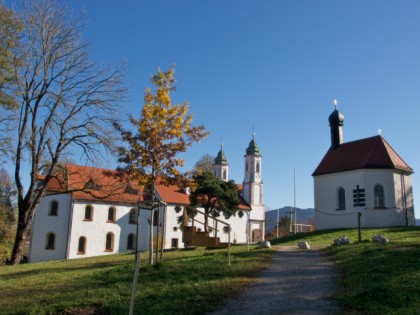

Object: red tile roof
[45,164,144,204]
[154,184,250,210]
[44,164,252,210]
[312,135,413,176]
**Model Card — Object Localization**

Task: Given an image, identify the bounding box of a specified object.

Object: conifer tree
[189,171,240,232]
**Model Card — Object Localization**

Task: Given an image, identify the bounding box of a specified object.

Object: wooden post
[215,220,218,246]
[155,203,160,263]
[129,203,141,315]
[148,208,154,265]
[160,203,166,261]
[358,212,362,242]
[228,225,231,266]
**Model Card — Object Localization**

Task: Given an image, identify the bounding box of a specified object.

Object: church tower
[214,144,229,181]
[243,134,263,207]
[329,101,344,150]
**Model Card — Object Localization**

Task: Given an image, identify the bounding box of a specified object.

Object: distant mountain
[416,219,420,226]
[265,207,315,233]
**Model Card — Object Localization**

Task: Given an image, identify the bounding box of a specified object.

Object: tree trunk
[11,224,27,264]
[10,199,34,264]
[148,208,154,265]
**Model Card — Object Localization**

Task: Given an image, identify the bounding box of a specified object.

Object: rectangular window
[129,209,137,224]
[107,207,116,222]
[171,238,178,248]
[84,205,93,221]
[153,210,159,226]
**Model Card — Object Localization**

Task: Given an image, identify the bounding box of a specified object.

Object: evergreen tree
[189,171,240,232]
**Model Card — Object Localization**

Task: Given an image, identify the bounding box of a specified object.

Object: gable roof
[44,164,252,210]
[45,164,144,204]
[312,135,413,176]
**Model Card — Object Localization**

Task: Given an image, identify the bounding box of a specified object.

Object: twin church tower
[213,134,263,208]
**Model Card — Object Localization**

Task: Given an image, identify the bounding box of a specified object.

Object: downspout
[65,193,75,259]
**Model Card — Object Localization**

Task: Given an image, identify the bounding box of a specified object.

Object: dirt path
[207,246,340,315]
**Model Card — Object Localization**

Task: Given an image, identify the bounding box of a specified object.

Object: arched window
[107,207,116,222]
[129,208,137,224]
[127,233,135,250]
[78,236,86,254]
[374,184,385,208]
[45,232,55,250]
[105,232,114,251]
[84,205,93,221]
[337,187,346,210]
[223,169,227,180]
[256,162,260,173]
[49,200,58,216]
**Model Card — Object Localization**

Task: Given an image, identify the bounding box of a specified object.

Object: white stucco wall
[161,204,184,249]
[67,201,150,260]
[30,197,266,262]
[314,169,414,230]
[29,193,72,263]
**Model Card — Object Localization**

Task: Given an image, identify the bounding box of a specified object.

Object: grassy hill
[1,227,419,314]
[0,246,272,314]
[272,226,420,315]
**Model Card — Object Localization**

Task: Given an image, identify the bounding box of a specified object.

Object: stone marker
[372,235,389,243]
[333,236,350,245]
[257,240,271,249]
[298,241,310,249]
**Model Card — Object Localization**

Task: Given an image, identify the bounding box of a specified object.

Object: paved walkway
[207,246,339,315]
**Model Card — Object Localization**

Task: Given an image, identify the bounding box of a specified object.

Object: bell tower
[243,133,263,207]
[214,143,229,181]
[329,99,344,150]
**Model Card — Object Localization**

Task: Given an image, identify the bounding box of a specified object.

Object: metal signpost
[353,185,365,242]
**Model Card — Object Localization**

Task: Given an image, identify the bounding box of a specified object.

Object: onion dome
[214,149,228,165]
[246,136,261,156]
[329,109,344,126]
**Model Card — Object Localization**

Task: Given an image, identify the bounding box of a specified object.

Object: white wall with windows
[67,201,149,260]
[29,194,72,262]
[314,169,414,230]
[30,195,265,263]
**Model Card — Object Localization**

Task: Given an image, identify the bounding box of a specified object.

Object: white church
[28,136,265,263]
[313,106,415,230]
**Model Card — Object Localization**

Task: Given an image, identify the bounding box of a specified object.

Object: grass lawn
[0,246,272,315]
[272,226,420,315]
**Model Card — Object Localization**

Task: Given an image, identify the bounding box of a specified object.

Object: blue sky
[9,1,420,216]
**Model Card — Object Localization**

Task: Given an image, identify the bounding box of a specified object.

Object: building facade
[29,137,265,262]
[313,107,415,230]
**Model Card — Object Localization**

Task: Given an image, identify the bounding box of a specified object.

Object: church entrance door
[252,229,262,242]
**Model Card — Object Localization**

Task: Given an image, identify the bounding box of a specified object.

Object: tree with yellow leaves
[114,66,209,188]
[114,66,209,315]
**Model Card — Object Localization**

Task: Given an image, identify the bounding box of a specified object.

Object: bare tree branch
[6,0,127,264]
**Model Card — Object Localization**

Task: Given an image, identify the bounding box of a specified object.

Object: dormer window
[85,178,101,190]
[124,183,139,195]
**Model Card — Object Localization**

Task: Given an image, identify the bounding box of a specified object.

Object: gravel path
[207,246,340,315]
